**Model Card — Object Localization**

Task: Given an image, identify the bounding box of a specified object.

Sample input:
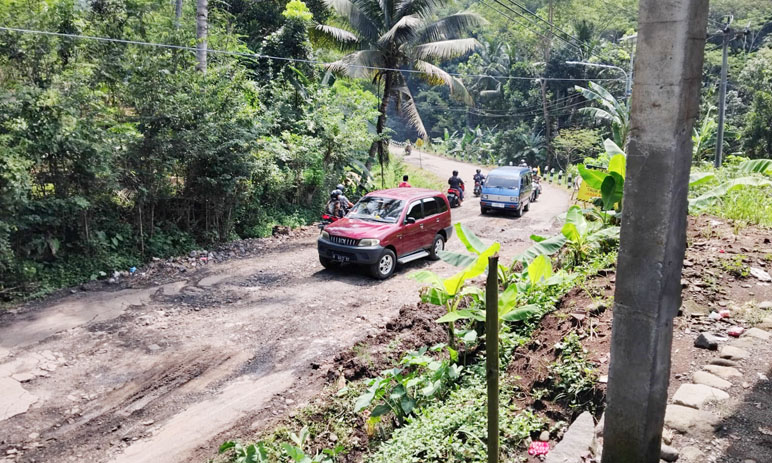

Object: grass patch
[372,159,445,192]
[702,185,772,228]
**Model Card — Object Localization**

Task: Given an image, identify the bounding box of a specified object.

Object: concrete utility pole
[601,0,709,462]
[715,16,733,168]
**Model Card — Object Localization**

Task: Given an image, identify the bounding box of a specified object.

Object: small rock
[11,373,35,383]
[660,444,679,462]
[759,301,772,310]
[744,327,771,340]
[28,432,39,440]
[545,411,595,463]
[703,365,742,379]
[720,345,749,360]
[147,344,161,352]
[662,428,673,445]
[693,371,731,390]
[672,383,729,409]
[329,433,338,442]
[141,420,154,426]
[742,382,750,389]
[694,332,719,350]
[681,446,704,461]
[285,398,295,405]
[539,430,550,442]
[710,358,740,367]
[683,259,694,267]
[664,405,721,434]
[750,267,772,282]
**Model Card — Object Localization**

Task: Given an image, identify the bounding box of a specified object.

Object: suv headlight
[320,230,330,240]
[510,197,517,202]
[358,238,380,247]
[482,194,488,200]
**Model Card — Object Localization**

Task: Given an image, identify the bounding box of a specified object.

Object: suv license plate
[332,253,350,262]
[492,202,505,208]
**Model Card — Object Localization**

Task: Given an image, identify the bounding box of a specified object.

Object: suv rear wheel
[370,249,396,279]
[428,234,445,260]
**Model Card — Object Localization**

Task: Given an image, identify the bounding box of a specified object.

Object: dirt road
[0,148,569,463]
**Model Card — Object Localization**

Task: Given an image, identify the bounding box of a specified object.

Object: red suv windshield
[348,196,404,223]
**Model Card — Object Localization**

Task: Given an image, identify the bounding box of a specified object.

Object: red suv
[318,188,453,279]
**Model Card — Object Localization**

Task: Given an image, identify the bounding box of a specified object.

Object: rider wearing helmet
[335,184,354,212]
[473,168,485,184]
[519,159,528,167]
[448,170,465,201]
[326,191,342,217]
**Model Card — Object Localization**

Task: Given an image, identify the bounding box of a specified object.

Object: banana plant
[688,158,772,210]
[578,139,626,211]
[560,206,620,265]
[410,230,500,349]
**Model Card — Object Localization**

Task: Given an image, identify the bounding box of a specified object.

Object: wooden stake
[486,255,499,463]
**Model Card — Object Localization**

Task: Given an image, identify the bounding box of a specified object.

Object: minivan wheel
[523,200,530,212]
[370,249,396,279]
[480,207,487,215]
[429,234,445,260]
[514,203,523,217]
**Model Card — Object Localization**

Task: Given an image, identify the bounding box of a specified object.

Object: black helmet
[336,184,345,191]
[452,170,459,176]
[330,191,339,200]
[476,169,481,173]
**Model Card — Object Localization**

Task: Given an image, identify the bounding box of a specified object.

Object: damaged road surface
[0,149,570,463]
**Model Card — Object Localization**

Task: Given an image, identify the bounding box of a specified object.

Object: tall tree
[196,0,208,72]
[317,0,485,169]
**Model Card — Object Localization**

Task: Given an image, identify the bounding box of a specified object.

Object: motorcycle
[473,180,482,197]
[318,213,340,232]
[532,179,542,201]
[447,184,465,208]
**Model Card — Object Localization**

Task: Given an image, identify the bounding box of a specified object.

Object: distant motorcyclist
[404,142,412,156]
[519,159,528,167]
[448,170,465,201]
[473,169,486,184]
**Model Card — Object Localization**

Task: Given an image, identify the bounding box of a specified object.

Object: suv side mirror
[405,217,416,224]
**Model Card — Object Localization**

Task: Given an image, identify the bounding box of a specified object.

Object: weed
[546,332,600,413]
[720,255,750,278]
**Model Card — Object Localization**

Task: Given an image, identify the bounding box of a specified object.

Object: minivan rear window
[485,176,517,189]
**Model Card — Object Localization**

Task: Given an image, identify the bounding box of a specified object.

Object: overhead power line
[0,26,625,82]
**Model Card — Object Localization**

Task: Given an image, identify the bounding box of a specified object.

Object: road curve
[0,148,570,463]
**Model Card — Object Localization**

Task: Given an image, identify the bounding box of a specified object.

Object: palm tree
[575,81,630,148]
[317,0,486,169]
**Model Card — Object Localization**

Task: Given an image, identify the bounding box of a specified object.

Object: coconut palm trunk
[196,0,207,73]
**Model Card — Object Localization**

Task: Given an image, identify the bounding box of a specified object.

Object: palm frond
[326,50,386,79]
[324,0,381,43]
[411,38,479,60]
[414,60,473,105]
[392,83,428,139]
[312,25,361,51]
[395,0,441,19]
[412,12,487,43]
[378,14,424,46]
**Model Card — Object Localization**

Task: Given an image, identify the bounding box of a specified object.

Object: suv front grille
[329,235,360,246]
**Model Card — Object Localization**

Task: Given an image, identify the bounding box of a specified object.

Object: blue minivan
[480,166,534,217]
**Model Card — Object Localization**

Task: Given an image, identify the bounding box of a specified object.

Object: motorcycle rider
[448,170,464,202]
[473,169,485,184]
[335,184,354,212]
[519,159,528,167]
[325,191,343,218]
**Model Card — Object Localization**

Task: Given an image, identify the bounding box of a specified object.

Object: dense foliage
[0,0,379,297]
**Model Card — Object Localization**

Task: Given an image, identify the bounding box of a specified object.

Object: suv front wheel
[370,249,396,279]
